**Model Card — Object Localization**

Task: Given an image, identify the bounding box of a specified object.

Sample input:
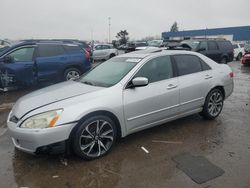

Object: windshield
[79,57,140,87]
[147,40,163,47]
[180,40,200,49]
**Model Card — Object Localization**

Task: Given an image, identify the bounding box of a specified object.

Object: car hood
[12,81,104,119]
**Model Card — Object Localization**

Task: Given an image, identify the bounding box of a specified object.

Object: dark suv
[180,39,234,64]
[0,41,91,91]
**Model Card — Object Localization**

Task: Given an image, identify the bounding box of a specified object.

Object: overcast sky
[0,0,249,41]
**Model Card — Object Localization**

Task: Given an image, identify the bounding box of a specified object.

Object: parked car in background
[244,44,250,54]
[0,39,13,53]
[7,50,234,160]
[180,39,234,64]
[232,43,245,60]
[147,39,164,47]
[0,41,91,91]
[241,54,250,65]
[125,42,148,53]
[92,44,118,61]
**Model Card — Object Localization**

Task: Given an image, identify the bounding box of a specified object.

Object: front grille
[9,115,19,123]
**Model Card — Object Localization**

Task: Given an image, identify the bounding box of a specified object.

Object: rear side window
[217,41,233,50]
[200,58,211,71]
[173,55,202,76]
[135,55,173,83]
[38,44,65,57]
[208,41,218,50]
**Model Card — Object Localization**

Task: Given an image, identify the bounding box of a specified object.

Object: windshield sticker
[126,58,142,63]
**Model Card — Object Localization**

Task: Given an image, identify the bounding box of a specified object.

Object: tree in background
[116,30,129,45]
[170,21,179,32]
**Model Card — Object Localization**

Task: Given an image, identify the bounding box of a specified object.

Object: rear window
[38,44,65,57]
[217,41,233,50]
[63,45,82,53]
[78,41,89,48]
[232,44,238,49]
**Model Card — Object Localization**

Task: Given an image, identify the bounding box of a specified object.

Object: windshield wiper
[82,81,95,86]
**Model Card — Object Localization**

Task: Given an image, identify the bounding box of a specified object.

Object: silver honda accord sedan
[7,50,234,160]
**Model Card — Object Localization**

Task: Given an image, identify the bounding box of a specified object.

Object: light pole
[108,17,111,43]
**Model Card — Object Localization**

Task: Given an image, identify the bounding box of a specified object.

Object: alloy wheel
[79,120,114,157]
[208,91,223,117]
[66,70,80,80]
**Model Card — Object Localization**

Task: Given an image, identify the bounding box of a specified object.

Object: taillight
[83,49,90,61]
[229,72,234,78]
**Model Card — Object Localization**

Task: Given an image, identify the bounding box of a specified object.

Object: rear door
[36,44,66,83]
[172,54,212,113]
[93,45,105,59]
[207,41,221,62]
[0,46,36,89]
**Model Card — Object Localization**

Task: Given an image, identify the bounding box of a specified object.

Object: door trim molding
[127,97,204,121]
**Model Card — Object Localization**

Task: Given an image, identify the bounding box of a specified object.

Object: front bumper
[7,121,77,154]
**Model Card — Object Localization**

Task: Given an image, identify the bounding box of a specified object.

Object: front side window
[199,41,208,50]
[102,45,111,50]
[174,55,203,76]
[79,57,139,87]
[8,47,35,61]
[95,45,102,50]
[135,56,173,83]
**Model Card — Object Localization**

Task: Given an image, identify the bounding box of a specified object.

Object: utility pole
[108,17,111,43]
[91,29,93,41]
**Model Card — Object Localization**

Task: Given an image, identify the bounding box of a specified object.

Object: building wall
[162,26,250,41]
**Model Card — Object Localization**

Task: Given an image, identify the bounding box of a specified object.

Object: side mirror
[197,48,206,52]
[131,77,148,87]
[3,56,14,63]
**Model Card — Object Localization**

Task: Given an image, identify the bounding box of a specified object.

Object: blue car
[0,41,91,91]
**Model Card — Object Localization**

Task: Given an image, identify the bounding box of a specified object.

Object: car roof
[118,49,199,59]
[0,41,80,57]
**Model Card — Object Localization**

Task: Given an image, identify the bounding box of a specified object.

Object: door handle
[166,84,178,90]
[205,75,213,79]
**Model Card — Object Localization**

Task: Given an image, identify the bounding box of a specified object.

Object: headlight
[20,109,63,129]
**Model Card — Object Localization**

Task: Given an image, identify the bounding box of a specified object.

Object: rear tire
[72,115,117,160]
[110,54,116,59]
[237,53,242,61]
[64,68,81,81]
[220,57,227,64]
[200,89,224,120]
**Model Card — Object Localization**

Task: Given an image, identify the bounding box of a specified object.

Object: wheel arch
[208,86,225,99]
[63,65,83,75]
[69,110,122,141]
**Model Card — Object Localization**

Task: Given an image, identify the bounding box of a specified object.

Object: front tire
[72,115,117,160]
[200,89,224,120]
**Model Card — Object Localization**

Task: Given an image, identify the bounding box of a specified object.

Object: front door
[123,55,179,133]
[0,46,36,89]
